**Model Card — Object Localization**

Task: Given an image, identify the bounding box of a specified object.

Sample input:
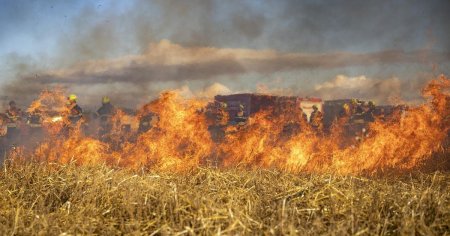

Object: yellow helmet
[343,103,350,110]
[102,96,110,104]
[68,94,77,102]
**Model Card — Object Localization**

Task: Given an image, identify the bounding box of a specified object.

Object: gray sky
[1,0,449,109]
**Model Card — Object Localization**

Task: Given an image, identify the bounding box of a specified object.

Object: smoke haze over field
[0,0,449,108]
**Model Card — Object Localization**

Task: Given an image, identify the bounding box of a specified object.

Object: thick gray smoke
[1,0,449,109]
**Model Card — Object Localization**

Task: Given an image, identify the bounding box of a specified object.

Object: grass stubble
[0,161,448,235]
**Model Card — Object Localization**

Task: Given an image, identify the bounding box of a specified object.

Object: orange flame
[15,75,450,174]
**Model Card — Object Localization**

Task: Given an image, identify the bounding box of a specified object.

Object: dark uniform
[364,101,376,122]
[64,95,83,136]
[208,102,228,142]
[350,102,365,124]
[232,104,248,129]
[68,103,83,124]
[96,102,115,139]
[310,105,323,132]
[350,102,369,142]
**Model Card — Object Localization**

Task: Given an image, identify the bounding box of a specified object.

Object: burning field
[1,1,450,234]
[0,74,448,234]
[3,74,448,174]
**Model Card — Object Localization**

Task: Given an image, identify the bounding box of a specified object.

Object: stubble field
[0,161,448,235]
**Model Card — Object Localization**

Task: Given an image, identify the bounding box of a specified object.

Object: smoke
[171,83,232,100]
[34,41,450,84]
[3,40,449,108]
[312,75,427,105]
[197,83,232,98]
[1,0,449,108]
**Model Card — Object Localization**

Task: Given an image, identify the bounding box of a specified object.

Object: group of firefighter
[206,100,325,141]
[0,94,120,155]
[0,93,380,155]
[207,98,378,142]
[337,99,377,141]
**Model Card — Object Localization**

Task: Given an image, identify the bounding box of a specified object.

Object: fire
[51,116,63,123]
[119,91,213,171]
[217,75,449,174]
[10,75,450,174]
[26,88,70,135]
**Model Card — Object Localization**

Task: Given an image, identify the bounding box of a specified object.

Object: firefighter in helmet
[207,102,228,142]
[5,100,23,145]
[309,105,323,132]
[364,101,376,122]
[350,99,365,124]
[233,103,248,126]
[216,102,228,126]
[337,103,352,134]
[349,100,369,142]
[350,98,357,105]
[339,103,351,118]
[96,96,115,120]
[66,94,83,125]
[96,96,116,140]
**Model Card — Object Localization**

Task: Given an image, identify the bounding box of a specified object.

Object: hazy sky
[1,0,449,108]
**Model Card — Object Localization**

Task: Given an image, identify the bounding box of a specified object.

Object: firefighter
[339,103,351,118]
[233,104,248,126]
[300,107,308,124]
[350,100,365,123]
[350,101,369,142]
[216,102,228,126]
[66,94,83,124]
[5,101,23,146]
[350,99,358,113]
[364,101,376,122]
[310,105,323,132]
[337,103,352,135]
[97,96,115,116]
[207,102,228,142]
[96,96,116,140]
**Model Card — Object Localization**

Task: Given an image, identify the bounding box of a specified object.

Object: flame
[119,91,213,171]
[27,88,70,135]
[51,116,63,123]
[13,75,450,174]
[216,75,449,174]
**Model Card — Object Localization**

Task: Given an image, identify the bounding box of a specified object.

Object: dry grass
[0,162,448,235]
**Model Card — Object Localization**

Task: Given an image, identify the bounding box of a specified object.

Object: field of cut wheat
[0,161,448,235]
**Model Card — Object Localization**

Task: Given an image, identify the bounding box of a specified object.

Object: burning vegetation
[0,75,448,235]
[0,74,448,174]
